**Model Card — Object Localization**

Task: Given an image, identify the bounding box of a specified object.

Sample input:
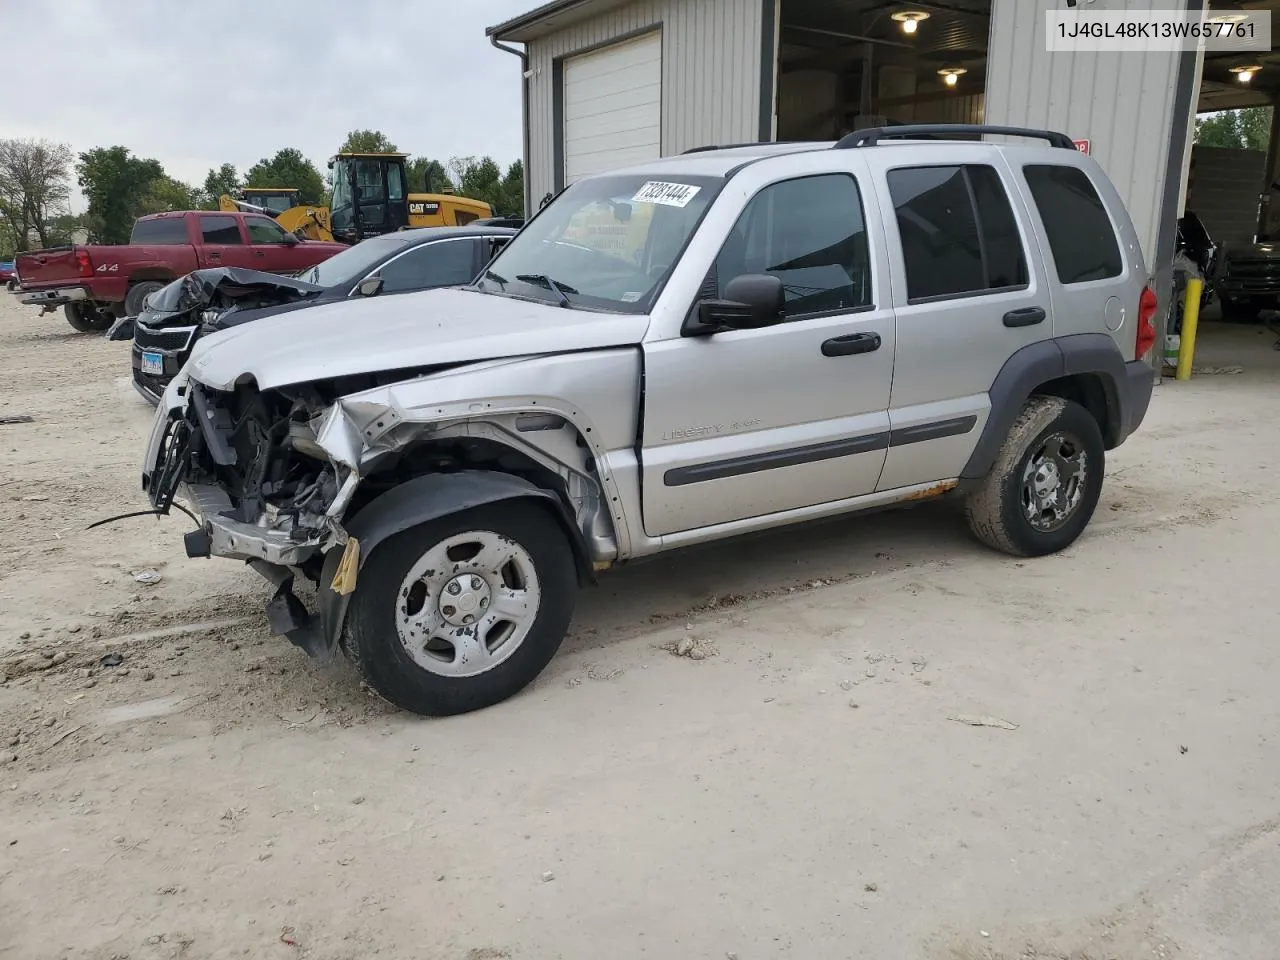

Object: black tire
[124,280,167,318]
[964,396,1105,558]
[1219,298,1258,323]
[343,501,578,716]
[63,301,111,333]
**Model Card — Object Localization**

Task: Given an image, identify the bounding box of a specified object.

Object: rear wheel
[124,280,167,318]
[964,396,1105,558]
[343,501,578,716]
[63,301,111,333]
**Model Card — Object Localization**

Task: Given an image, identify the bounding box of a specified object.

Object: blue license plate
[140,351,164,376]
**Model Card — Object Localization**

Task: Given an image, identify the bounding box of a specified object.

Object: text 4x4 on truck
[138,124,1157,718]
[12,210,345,332]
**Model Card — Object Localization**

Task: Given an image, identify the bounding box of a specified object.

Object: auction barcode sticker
[632,182,702,208]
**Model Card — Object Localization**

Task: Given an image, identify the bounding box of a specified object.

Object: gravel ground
[2,296,1280,960]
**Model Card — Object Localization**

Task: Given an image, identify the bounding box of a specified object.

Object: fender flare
[313,470,594,661]
[960,334,1127,481]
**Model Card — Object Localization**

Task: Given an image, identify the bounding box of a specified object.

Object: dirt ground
[2,296,1280,960]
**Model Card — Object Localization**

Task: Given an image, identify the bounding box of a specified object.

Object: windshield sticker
[620,292,643,302]
[632,181,702,208]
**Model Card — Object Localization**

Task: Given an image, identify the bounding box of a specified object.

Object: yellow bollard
[1175,277,1203,381]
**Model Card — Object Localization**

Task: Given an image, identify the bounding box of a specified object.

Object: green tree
[0,138,74,250]
[200,163,240,208]
[1195,107,1273,151]
[76,146,165,244]
[444,156,524,216]
[339,129,399,154]
[499,159,525,217]
[0,220,17,260]
[138,176,197,215]
[244,148,325,204]
[407,156,453,193]
[44,212,88,247]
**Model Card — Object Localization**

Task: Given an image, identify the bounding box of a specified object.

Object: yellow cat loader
[218,189,335,243]
[327,153,493,244]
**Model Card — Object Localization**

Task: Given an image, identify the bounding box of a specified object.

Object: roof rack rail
[682,142,773,154]
[834,124,1076,150]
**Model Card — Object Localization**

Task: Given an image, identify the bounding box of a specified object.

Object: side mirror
[358,276,384,297]
[281,233,299,246]
[687,274,785,335]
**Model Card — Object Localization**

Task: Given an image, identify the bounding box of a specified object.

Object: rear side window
[1023,165,1123,284]
[377,239,478,292]
[129,217,189,245]
[199,215,243,245]
[887,165,1029,302]
[715,173,872,317]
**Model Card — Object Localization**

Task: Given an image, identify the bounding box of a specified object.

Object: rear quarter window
[129,218,190,245]
[1022,165,1123,284]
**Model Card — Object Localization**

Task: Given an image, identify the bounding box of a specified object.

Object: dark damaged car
[119,225,517,402]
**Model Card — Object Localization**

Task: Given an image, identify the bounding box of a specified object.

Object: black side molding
[890,416,977,448]
[663,414,979,487]
[664,433,890,486]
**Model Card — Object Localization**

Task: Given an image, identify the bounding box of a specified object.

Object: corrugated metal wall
[985,0,1191,270]
[524,0,765,204]
[1188,145,1265,244]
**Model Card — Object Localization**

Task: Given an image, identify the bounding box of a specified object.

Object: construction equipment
[327,153,494,245]
[218,190,335,243]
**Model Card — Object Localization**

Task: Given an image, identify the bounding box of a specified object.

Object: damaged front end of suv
[140,305,636,673]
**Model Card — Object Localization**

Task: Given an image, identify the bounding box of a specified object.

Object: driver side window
[714,173,872,319]
[246,216,289,244]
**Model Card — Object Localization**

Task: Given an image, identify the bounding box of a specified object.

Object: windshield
[298,234,415,287]
[477,173,723,313]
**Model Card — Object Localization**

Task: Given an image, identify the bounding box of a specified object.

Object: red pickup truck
[12,210,345,332]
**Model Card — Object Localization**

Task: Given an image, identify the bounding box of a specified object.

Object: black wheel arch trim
[311,470,594,662]
[960,334,1149,482]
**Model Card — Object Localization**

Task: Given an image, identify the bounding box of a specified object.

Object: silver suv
[141,124,1157,717]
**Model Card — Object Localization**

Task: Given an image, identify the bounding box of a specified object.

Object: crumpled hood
[138,267,324,330]
[186,286,651,391]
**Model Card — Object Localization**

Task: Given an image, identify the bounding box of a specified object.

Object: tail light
[1136,283,1158,361]
[75,249,93,278]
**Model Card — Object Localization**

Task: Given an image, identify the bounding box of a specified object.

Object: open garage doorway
[1175,4,1280,372]
[775,0,990,141]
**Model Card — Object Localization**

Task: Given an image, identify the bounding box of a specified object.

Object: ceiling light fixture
[891,10,930,35]
[1207,1,1249,25]
[938,67,967,87]
[1230,63,1261,83]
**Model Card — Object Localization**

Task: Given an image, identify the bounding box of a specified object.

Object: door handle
[253,250,265,257]
[1003,306,1046,328]
[821,332,882,357]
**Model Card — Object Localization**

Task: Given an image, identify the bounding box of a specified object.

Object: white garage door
[563,31,662,184]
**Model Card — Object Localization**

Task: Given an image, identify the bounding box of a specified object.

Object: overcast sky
[1,0,536,211]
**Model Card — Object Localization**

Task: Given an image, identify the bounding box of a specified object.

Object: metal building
[487,0,1279,351]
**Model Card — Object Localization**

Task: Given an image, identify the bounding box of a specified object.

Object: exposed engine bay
[146,371,608,586]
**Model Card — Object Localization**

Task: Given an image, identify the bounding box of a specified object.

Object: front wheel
[964,396,1105,558]
[343,501,578,716]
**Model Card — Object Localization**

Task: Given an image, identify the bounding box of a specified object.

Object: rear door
[870,156,1052,492]
[366,238,483,294]
[196,214,253,270]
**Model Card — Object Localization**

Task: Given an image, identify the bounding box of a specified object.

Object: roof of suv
[600,125,1084,181]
